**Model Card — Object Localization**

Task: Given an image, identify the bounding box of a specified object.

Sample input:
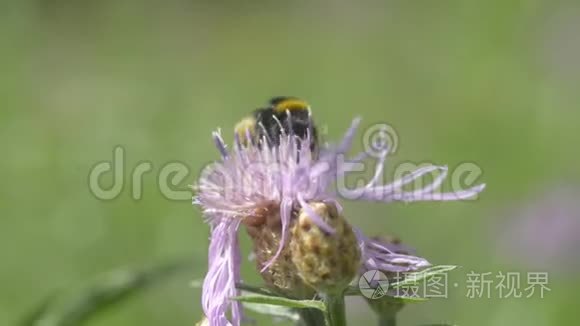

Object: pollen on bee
[233,116,256,146]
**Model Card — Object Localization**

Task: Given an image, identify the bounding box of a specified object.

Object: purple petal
[297,193,336,234]
[212,131,229,159]
[260,198,293,273]
[202,218,242,326]
[355,229,431,274]
[336,117,362,155]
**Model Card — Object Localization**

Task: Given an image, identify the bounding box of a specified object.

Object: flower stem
[324,293,346,326]
[378,315,396,326]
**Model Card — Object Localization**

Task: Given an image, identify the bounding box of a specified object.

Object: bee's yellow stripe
[234,116,256,145]
[273,99,310,113]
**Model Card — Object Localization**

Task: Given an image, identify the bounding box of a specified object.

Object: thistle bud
[362,235,421,319]
[290,202,361,294]
[244,204,316,299]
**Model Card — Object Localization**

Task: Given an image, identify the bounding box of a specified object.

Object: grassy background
[1,1,579,325]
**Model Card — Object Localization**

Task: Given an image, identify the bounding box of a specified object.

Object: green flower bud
[290,202,361,294]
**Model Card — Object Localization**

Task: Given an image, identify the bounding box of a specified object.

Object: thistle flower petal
[202,218,242,326]
[355,228,431,274]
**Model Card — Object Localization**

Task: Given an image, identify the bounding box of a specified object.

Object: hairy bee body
[234,97,318,153]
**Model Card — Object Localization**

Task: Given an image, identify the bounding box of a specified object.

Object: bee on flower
[193,97,485,326]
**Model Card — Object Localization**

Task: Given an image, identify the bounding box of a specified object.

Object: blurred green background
[1,0,579,325]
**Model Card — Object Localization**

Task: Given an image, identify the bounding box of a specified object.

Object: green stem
[378,314,396,326]
[324,293,347,326]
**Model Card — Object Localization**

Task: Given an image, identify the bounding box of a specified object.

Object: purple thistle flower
[355,230,431,274]
[194,118,485,325]
[356,234,427,317]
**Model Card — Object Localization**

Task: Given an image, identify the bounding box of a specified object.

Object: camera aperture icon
[359,269,390,299]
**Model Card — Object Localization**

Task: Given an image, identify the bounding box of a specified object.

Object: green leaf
[231,294,326,312]
[238,290,301,322]
[242,302,300,322]
[235,282,278,297]
[20,260,192,326]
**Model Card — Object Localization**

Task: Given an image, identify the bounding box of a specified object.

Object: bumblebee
[234,96,319,153]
